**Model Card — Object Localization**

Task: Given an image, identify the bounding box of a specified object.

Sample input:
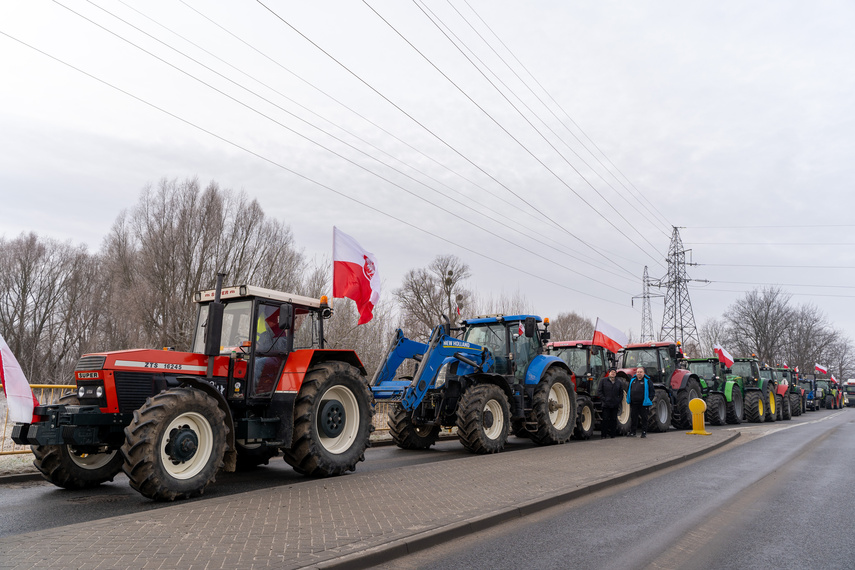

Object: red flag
[518,321,525,336]
[1,332,40,423]
[333,227,380,325]
[592,318,628,354]
[815,363,828,375]
[713,344,734,368]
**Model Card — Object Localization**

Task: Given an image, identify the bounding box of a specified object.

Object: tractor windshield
[192,300,253,354]
[817,380,829,391]
[799,381,813,391]
[464,323,509,375]
[620,348,658,373]
[731,362,755,380]
[760,369,773,381]
[552,347,588,376]
[687,361,715,380]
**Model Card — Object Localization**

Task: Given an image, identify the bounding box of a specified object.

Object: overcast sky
[2,0,854,350]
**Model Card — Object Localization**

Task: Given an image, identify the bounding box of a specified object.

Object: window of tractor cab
[845,385,855,394]
[688,361,715,380]
[730,362,754,379]
[816,381,829,391]
[464,323,509,375]
[760,369,773,381]
[554,347,588,377]
[799,381,813,391]
[192,300,253,354]
[620,348,658,375]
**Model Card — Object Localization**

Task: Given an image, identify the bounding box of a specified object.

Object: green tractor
[816,378,842,409]
[731,357,777,423]
[683,358,743,425]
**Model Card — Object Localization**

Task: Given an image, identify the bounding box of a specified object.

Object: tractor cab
[547,340,614,396]
[191,285,332,402]
[731,358,762,388]
[617,342,682,385]
[685,358,730,393]
[461,315,545,382]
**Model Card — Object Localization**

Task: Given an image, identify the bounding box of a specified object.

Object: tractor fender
[525,355,572,387]
[776,384,788,396]
[176,375,237,473]
[669,369,696,391]
[463,372,515,401]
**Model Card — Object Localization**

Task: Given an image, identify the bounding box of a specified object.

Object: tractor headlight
[435,363,449,389]
[78,386,86,399]
[77,382,107,406]
[96,386,104,398]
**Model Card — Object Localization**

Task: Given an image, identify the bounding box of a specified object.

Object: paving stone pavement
[0,430,736,570]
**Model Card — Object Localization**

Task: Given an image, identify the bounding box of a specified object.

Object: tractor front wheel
[789,393,801,417]
[529,368,577,445]
[572,396,594,440]
[781,393,792,420]
[616,391,631,435]
[122,388,227,501]
[457,384,510,453]
[726,388,743,424]
[766,391,778,422]
[744,390,765,423]
[32,394,125,490]
[388,403,440,450]
[647,388,672,433]
[282,361,374,476]
[705,394,727,426]
[673,379,702,429]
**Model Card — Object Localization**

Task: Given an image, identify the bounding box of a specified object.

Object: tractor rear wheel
[825,395,833,409]
[529,368,576,445]
[744,390,765,423]
[122,388,227,501]
[388,403,441,450]
[647,388,672,433]
[457,384,510,453]
[726,388,743,424]
[781,393,792,420]
[616,391,631,435]
[672,379,702,429]
[705,394,727,426]
[32,395,125,490]
[572,396,594,440]
[282,361,374,476]
[789,393,801,417]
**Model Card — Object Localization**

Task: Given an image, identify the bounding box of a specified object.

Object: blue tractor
[371,315,577,454]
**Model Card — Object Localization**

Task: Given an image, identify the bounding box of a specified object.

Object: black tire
[672,378,702,429]
[789,393,801,417]
[528,368,577,445]
[705,394,727,426]
[647,388,672,433]
[122,388,227,501]
[781,393,792,420]
[616,391,631,435]
[388,403,440,450]
[572,396,594,440]
[32,394,125,490]
[765,389,777,422]
[457,384,510,453]
[744,390,765,423]
[726,388,743,424]
[282,361,374,476]
[235,440,279,470]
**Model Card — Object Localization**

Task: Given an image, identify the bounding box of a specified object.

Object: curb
[311,432,741,570]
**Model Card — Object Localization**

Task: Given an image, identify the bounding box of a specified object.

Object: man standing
[627,366,654,438]
[597,367,623,438]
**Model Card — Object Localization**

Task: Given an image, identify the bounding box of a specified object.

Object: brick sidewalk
[0,431,735,570]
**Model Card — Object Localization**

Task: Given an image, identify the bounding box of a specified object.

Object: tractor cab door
[658,347,676,384]
[512,325,539,382]
[250,302,292,398]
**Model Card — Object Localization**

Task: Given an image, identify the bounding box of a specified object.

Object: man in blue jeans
[627,366,654,438]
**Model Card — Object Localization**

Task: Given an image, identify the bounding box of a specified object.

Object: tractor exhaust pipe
[204,273,227,378]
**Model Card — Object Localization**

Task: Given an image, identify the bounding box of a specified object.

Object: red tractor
[12,276,374,501]
[616,342,702,431]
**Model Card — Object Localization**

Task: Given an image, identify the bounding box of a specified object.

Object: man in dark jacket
[627,366,654,438]
[597,367,623,438]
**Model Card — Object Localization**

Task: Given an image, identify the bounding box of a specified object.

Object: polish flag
[815,363,828,375]
[713,344,734,368]
[518,321,525,336]
[333,227,380,325]
[1,332,40,423]
[592,318,628,354]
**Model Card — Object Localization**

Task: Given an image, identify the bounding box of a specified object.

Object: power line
[700,263,855,269]
[0,28,630,306]
[686,242,855,246]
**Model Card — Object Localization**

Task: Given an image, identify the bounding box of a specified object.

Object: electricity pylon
[659,227,704,350]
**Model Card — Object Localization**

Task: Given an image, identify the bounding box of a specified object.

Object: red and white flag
[713,344,734,368]
[815,363,828,375]
[592,318,628,354]
[333,227,380,325]
[518,321,525,336]
[831,373,837,382]
[1,332,39,423]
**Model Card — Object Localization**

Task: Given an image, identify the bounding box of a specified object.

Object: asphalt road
[376,409,853,570]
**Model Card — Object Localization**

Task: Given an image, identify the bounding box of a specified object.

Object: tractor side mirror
[668,344,677,358]
[278,303,293,331]
[524,317,536,338]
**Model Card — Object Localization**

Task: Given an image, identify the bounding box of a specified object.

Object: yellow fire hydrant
[687,397,711,436]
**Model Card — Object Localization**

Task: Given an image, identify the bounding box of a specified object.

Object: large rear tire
[789,393,801,417]
[726,388,743,424]
[282,361,374,476]
[122,388,227,501]
[529,368,577,445]
[672,379,702,429]
[457,384,510,454]
[705,394,727,426]
[781,393,792,420]
[744,390,765,423]
[647,388,672,433]
[388,403,440,450]
[572,396,594,440]
[32,396,125,490]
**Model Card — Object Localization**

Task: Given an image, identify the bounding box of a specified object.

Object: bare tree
[549,312,594,341]
[466,288,533,318]
[394,255,471,341]
[697,317,732,356]
[725,287,792,362]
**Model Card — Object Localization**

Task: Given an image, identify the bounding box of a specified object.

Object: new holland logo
[443,340,471,349]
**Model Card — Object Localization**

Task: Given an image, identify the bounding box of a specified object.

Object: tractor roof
[463,314,542,325]
[194,284,324,309]
[548,340,594,348]
[622,342,678,349]
[685,357,719,363]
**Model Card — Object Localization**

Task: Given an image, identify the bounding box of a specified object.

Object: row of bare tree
[1,178,852,383]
